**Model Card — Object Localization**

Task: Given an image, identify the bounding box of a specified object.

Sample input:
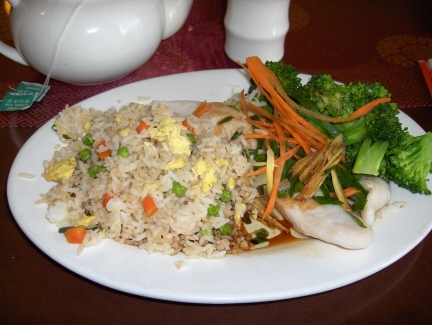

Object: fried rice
[42,100,259,258]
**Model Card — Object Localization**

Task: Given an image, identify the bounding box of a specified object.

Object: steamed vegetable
[251,58,432,196]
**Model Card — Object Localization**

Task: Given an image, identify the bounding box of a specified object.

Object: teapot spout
[161,0,193,40]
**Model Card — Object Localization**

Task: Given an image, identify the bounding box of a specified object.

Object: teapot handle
[0,0,28,65]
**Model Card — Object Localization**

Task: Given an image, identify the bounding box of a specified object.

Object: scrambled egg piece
[114,117,122,124]
[193,158,217,194]
[76,214,96,227]
[149,117,191,156]
[118,127,130,137]
[84,121,91,132]
[234,203,246,225]
[227,177,235,191]
[144,183,158,190]
[118,120,135,137]
[164,157,186,170]
[215,158,229,167]
[44,157,77,182]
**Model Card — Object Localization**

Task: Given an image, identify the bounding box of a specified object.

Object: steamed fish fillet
[199,102,255,138]
[359,176,391,227]
[167,101,254,139]
[274,197,374,249]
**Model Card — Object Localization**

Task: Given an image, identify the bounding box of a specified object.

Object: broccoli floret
[301,74,391,132]
[264,61,303,95]
[343,102,406,147]
[301,74,349,118]
[383,133,432,195]
[352,139,389,176]
[301,74,390,117]
[345,103,432,194]
[345,81,390,112]
[344,102,405,175]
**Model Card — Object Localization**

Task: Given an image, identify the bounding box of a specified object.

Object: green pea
[88,165,107,178]
[220,188,232,202]
[96,166,107,173]
[219,223,232,235]
[207,202,220,216]
[83,134,94,146]
[199,229,215,236]
[118,146,130,158]
[172,181,187,197]
[79,148,92,161]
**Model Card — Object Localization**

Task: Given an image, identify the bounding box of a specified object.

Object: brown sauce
[268,219,302,247]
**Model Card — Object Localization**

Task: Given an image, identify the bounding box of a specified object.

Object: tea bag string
[41,0,86,93]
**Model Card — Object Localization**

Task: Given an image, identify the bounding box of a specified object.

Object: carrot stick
[293,97,391,123]
[246,101,312,154]
[244,145,301,177]
[182,120,196,135]
[192,101,211,117]
[243,133,275,140]
[343,187,361,197]
[262,146,302,219]
[239,91,279,141]
[273,122,286,156]
[242,57,327,139]
[341,98,391,121]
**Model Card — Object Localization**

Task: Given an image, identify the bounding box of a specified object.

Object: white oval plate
[7,69,432,304]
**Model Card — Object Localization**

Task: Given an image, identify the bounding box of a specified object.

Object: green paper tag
[0,82,50,111]
[16,82,50,102]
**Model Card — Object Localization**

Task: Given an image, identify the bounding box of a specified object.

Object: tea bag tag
[0,0,84,112]
[0,82,50,111]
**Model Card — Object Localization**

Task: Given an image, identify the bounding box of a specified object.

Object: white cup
[224,0,291,63]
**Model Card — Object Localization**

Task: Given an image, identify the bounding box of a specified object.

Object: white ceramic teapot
[0,0,193,85]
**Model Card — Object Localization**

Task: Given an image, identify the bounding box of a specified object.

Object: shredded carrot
[342,98,391,121]
[182,120,196,135]
[142,195,158,217]
[192,101,211,117]
[293,97,391,123]
[64,227,86,244]
[244,145,301,177]
[343,187,361,197]
[240,57,328,144]
[273,122,286,156]
[243,133,274,140]
[97,140,112,160]
[136,121,150,134]
[246,101,312,154]
[261,146,302,219]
